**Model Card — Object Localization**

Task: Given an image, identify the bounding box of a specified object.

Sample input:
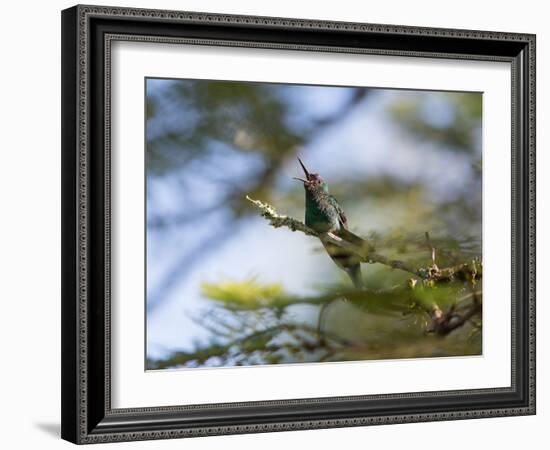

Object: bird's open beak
[297,157,310,179]
[293,177,308,183]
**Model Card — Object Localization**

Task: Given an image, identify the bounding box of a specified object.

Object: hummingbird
[294,157,366,288]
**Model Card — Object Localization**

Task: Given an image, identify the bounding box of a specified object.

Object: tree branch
[147,322,351,369]
[246,196,480,283]
[426,290,482,336]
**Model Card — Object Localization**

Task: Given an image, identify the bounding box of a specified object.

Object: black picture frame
[61,4,536,444]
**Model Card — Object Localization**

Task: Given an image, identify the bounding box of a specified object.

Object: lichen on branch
[245,195,318,236]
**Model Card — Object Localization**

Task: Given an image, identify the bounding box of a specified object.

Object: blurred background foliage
[145,78,482,370]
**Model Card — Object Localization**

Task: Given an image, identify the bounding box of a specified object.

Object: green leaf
[201,278,286,310]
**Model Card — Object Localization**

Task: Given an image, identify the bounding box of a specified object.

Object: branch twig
[427,290,482,336]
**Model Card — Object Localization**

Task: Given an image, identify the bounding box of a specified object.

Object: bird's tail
[346,264,363,289]
[322,240,364,289]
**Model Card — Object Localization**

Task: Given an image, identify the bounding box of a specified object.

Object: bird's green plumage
[304,184,341,233]
[300,169,363,288]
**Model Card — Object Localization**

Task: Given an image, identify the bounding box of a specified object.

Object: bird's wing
[329,195,349,230]
[329,195,375,253]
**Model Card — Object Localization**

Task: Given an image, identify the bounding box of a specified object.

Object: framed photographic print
[61,4,536,444]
